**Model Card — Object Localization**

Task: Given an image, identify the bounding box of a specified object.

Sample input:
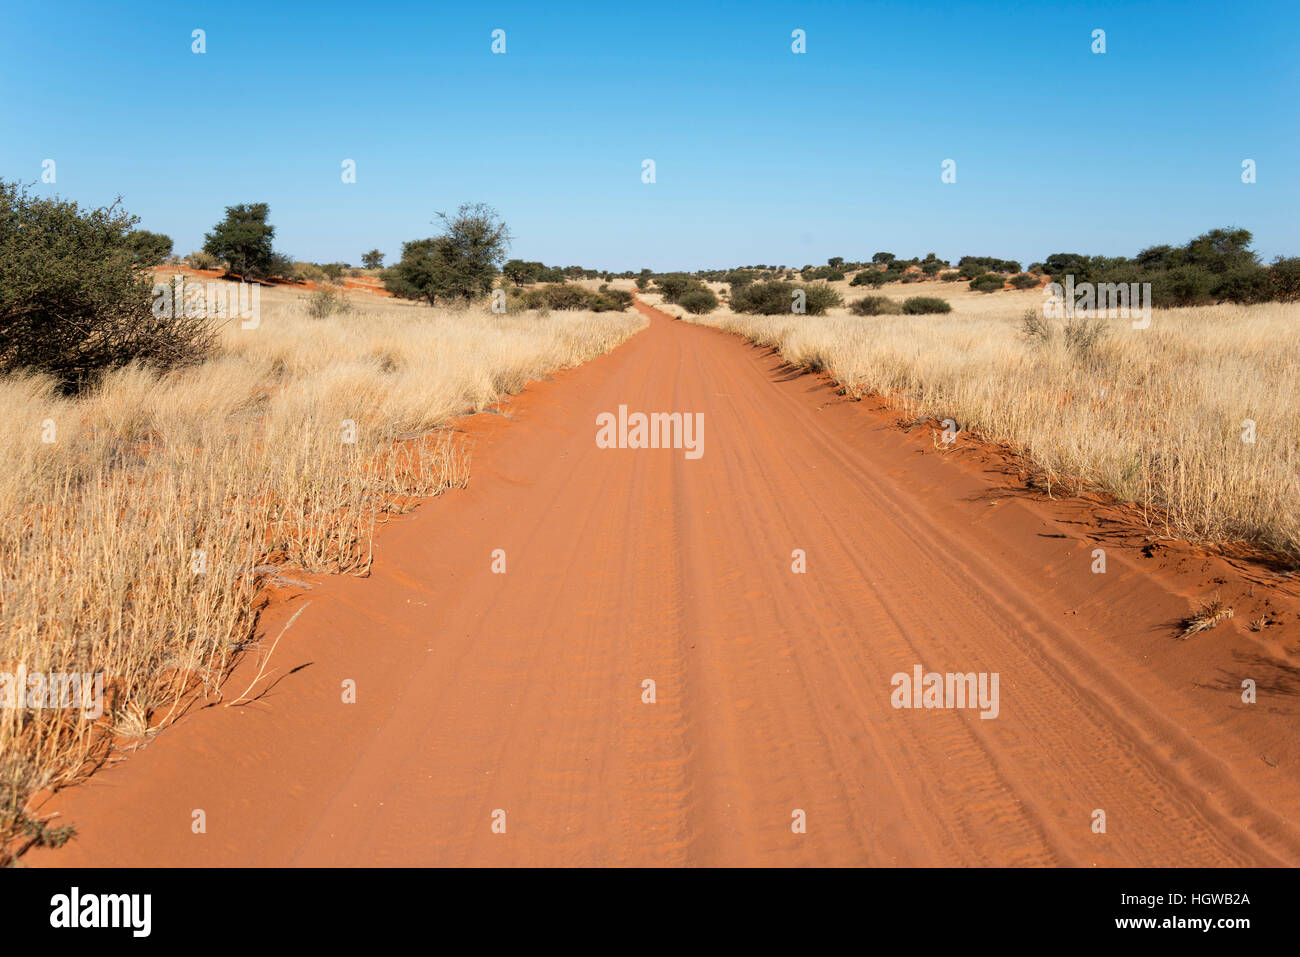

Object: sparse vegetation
[681,299,1300,563]
[0,282,646,864]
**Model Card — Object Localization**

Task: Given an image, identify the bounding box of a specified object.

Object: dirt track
[28,298,1300,866]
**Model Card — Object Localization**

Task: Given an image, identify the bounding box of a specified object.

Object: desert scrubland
[0,282,644,859]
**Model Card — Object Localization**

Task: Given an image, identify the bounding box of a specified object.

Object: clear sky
[2,0,1295,272]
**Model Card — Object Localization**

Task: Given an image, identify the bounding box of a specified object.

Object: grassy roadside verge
[0,284,646,862]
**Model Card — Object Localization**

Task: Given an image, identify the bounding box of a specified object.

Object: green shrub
[0,181,216,389]
[1150,266,1214,307]
[849,295,901,316]
[267,251,297,281]
[385,202,511,305]
[725,269,757,291]
[900,296,953,315]
[307,287,350,319]
[969,273,1005,293]
[126,229,173,266]
[511,283,630,312]
[1009,273,1040,290]
[655,274,694,303]
[1212,266,1274,304]
[679,288,719,314]
[730,280,841,315]
[1270,257,1300,302]
[940,271,961,281]
[203,202,278,279]
[801,282,844,315]
[186,250,219,270]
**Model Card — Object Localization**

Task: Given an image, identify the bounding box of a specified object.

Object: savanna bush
[900,296,953,315]
[1272,257,1300,302]
[0,181,215,389]
[969,273,1005,293]
[731,280,841,316]
[849,295,901,316]
[1212,266,1274,305]
[511,283,631,312]
[679,287,719,314]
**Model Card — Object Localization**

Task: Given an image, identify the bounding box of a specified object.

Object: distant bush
[186,250,219,270]
[267,251,297,281]
[1212,266,1274,305]
[655,274,694,303]
[939,271,962,282]
[386,202,510,305]
[321,262,346,282]
[1150,266,1214,308]
[1042,228,1298,310]
[126,229,173,266]
[969,273,1005,293]
[203,202,279,280]
[959,256,1020,275]
[901,296,953,315]
[679,287,719,314]
[306,287,350,319]
[0,180,215,388]
[853,270,891,288]
[1009,273,1040,290]
[511,283,631,312]
[805,282,843,314]
[849,295,901,316]
[728,280,841,315]
[725,269,757,291]
[1271,257,1300,302]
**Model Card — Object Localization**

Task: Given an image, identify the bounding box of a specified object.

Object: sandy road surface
[29,298,1300,866]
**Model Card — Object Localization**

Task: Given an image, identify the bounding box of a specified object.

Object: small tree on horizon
[203,203,276,279]
[126,229,173,266]
[361,248,384,269]
[385,203,511,305]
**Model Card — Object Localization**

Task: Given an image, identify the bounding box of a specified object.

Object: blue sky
[1,0,1296,271]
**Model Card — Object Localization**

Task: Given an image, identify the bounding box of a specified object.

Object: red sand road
[28,298,1300,866]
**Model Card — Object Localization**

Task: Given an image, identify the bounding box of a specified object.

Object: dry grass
[1181,596,1235,638]
[684,298,1300,563]
[0,282,645,861]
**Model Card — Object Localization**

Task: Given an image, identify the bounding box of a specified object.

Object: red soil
[24,297,1300,866]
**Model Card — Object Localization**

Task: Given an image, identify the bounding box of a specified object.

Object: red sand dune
[26,298,1300,866]
[153,265,393,297]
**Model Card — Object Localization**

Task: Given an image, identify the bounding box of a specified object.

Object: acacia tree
[361,249,384,269]
[126,229,173,266]
[385,203,511,305]
[203,203,276,279]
